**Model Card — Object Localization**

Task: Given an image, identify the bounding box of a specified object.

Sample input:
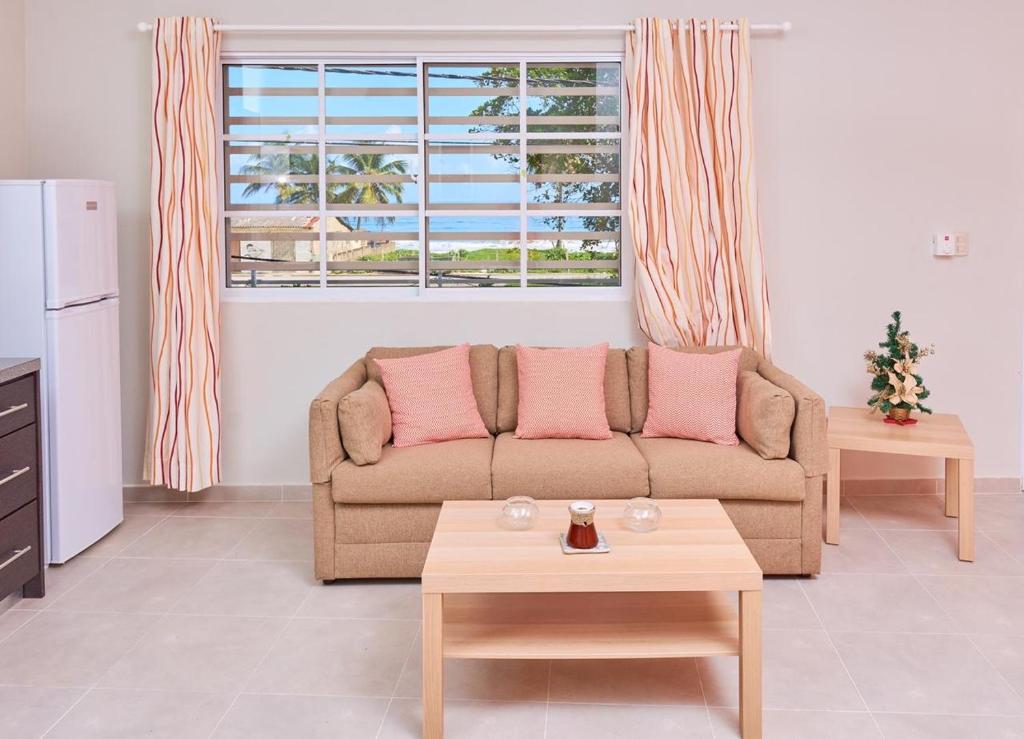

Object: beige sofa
[309,345,827,581]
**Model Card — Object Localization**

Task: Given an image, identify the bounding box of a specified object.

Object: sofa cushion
[627,345,760,433]
[331,437,494,505]
[365,345,499,433]
[632,435,805,502]
[736,370,795,459]
[497,346,631,433]
[642,344,741,445]
[337,380,392,466]
[491,431,649,500]
[515,343,612,440]
[374,344,489,448]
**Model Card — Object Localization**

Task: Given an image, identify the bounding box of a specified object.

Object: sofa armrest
[309,360,368,484]
[756,361,827,477]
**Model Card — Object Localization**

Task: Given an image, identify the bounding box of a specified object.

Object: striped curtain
[626,18,772,356]
[143,17,222,492]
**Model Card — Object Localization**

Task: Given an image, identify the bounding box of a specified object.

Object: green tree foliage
[467,64,620,249]
[864,311,934,414]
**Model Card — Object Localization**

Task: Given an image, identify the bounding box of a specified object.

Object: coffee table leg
[957,458,974,562]
[826,448,841,544]
[739,590,763,739]
[944,458,959,517]
[422,593,444,739]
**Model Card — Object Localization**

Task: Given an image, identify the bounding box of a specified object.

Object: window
[222,57,623,292]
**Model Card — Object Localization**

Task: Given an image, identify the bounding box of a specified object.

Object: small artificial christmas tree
[864,311,934,418]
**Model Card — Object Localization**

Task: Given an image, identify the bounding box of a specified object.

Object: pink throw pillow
[374,344,489,448]
[642,344,741,445]
[515,344,612,440]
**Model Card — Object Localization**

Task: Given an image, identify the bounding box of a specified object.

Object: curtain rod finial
[137,21,153,32]
[781,21,793,32]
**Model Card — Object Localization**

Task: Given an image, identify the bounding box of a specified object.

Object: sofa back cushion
[337,380,392,466]
[514,344,612,440]
[736,370,795,459]
[497,345,631,433]
[365,344,498,433]
[373,344,490,447]
[627,344,760,432]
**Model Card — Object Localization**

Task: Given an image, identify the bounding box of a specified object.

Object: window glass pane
[226,216,320,287]
[426,64,519,134]
[225,141,319,210]
[426,140,519,210]
[427,216,520,288]
[326,216,419,287]
[326,141,418,211]
[526,62,620,133]
[526,138,620,209]
[326,65,418,136]
[526,216,620,287]
[225,64,318,136]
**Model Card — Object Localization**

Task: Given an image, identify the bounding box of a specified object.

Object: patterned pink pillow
[374,344,489,448]
[515,344,612,440]
[642,344,741,445]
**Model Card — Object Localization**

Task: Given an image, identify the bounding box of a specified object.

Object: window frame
[219,51,631,302]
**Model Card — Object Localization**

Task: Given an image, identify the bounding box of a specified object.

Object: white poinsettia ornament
[864,311,934,419]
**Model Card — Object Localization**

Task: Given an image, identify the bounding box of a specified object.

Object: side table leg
[422,593,444,739]
[944,458,959,517]
[740,589,763,739]
[957,458,975,562]
[826,448,841,544]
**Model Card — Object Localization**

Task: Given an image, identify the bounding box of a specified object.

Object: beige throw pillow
[736,371,795,459]
[337,381,392,466]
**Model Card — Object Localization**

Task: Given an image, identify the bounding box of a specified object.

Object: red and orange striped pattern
[626,18,772,357]
[143,17,223,492]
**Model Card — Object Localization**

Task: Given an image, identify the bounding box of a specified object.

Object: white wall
[21,0,1024,486]
[0,0,25,177]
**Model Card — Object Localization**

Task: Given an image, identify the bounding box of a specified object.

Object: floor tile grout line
[376,618,424,739]
[206,584,317,739]
[871,518,1024,719]
[541,659,553,739]
[796,575,886,737]
[693,656,718,739]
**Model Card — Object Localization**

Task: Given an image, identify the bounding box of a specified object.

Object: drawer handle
[0,403,28,419]
[0,467,29,488]
[0,545,31,572]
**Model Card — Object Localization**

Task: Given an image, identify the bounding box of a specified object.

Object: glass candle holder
[499,496,539,530]
[623,498,662,532]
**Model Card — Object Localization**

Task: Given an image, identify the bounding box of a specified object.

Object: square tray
[559,532,611,555]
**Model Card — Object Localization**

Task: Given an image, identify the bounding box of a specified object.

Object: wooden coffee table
[826,406,975,560]
[420,499,764,738]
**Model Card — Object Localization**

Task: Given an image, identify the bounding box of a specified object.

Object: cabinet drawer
[0,376,36,438]
[0,425,38,520]
[0,501,40,600]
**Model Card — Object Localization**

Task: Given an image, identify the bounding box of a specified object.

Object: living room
[0,1,1021,737]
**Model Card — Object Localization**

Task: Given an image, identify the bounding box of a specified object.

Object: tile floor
[0,490,1023,738]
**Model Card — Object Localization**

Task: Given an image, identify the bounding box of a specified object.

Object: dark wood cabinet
[0,363,44,600]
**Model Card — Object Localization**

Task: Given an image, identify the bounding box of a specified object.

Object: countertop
[0,358,41,385]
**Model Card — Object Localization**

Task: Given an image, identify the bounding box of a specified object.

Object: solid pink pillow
[374,344,489,448]
[642,344,741,445]
[515,343,612,440]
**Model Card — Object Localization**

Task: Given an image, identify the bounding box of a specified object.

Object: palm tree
[327,152,408,231]
[240,150,408,231]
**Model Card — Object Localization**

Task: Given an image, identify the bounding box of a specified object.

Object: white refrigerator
[0,180,124,563]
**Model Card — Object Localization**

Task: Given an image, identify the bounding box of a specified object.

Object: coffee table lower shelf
[443,591,739,660]
[423,589,762,738]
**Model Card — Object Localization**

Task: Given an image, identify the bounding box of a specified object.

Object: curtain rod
[135,21,792,34]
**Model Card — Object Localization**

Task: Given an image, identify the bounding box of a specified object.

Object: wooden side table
[825,406,975,561]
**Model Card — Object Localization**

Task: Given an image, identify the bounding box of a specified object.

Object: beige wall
[20,0,1024,486]
[0,0,25,177]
